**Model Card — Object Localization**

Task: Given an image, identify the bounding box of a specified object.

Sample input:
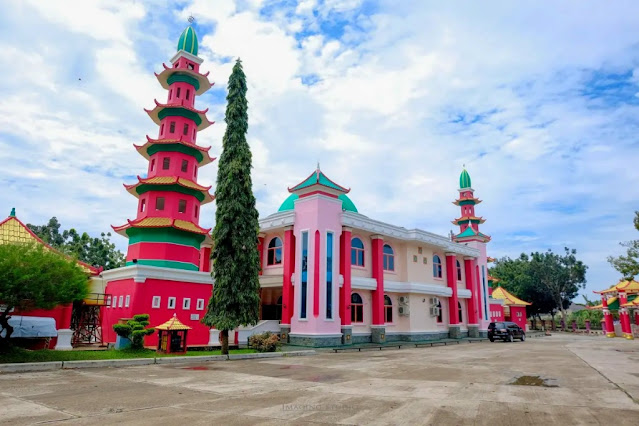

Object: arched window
[433,255,442,278]
[437,300,443,323]
[267,237,282,265]
[351,293,363,323]
[351,237,365,266]
[384,295,393,323]
[458,301,463,323]
[456,260,462,281]
[383,244,394,271]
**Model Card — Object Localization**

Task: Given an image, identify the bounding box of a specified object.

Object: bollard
[585,320,591,334]
[572,320,577,332]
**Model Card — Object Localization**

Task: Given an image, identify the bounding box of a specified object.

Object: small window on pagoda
[183,123,189,136]
[187,63,194,70]
[169,121,175,133]
[140,199,146,212]
[156,197,165,211]
[186,89,190,100]
[192,127,196,139]
[160,124,164,135]
[169,89,172,99]
[178,199,187,213]
[150,159,156,172]
[181,159,188,172]
[194,167,197,178]
[194,205,199,218]
[162,157,170,170]
[177,87,181,98]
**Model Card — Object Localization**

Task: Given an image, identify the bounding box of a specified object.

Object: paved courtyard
[1,334,639,425]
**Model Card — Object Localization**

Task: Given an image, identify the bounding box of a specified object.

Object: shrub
[112,313,155,350]
[249,331,281,352]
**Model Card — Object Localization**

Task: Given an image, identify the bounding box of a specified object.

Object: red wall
[488,303,504,322]
[508,306,527,329]
[103,278,213,347]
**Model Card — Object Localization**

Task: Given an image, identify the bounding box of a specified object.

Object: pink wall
[148,151,200,181]
[158,115,198,144]
[173,56,200,73]
[489,303,504,322]
[127,242,200,265]
[136,191,201,223]
[508,306,527,329]
[103,278,213,347]
[290,194,342,335]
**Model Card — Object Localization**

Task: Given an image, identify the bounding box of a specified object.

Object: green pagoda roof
[278,193,358,213]
[177,26,198,56]
[288,168,350,194]
[455,225,490,242]
[460,168,472,189]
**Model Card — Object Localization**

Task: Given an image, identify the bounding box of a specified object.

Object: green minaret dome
[278,194,358,213]
[177,26,198,56]
[460,168,472,189]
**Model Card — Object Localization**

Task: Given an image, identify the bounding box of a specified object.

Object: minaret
[113,24,215,271]
[452,168,490,242]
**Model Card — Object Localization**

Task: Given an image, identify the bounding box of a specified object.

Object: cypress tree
[202,59,260,355]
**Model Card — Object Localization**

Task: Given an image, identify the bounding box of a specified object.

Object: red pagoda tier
[113,24,215,272]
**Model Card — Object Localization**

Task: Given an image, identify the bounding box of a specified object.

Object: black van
[488,321,525,342]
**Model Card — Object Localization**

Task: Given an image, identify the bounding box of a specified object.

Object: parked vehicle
[488,321,526,342]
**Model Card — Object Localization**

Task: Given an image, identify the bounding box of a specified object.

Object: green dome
[177,26,198,56]
[459,168,472,189]
[278,194,358,213]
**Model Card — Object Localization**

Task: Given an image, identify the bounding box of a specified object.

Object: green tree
[491,254,556,327]
[530,248,587,325]
[0,243,89,350]
[27,217,125,270]
[607,211,639,279]
[202,59,260,355]
[112,314,154,350]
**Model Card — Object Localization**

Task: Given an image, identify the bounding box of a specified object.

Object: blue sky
[1,0,639,299]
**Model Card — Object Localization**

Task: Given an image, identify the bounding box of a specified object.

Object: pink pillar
[257,236,264,275]
[464,258,478,325]
[340,229,352,326]
[199,246,211,272]
[446,253,459,325]
[602,296,615,337]
[313,230,320,318]
[371,236,384,325]
[281,229,295,324]
[619,292,633,339]
[475,265,483,321]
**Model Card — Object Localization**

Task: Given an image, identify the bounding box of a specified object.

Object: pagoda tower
[451,168,491,334]
[113,25,215,271]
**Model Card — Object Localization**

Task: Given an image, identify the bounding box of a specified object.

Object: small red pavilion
[155,314,191,354]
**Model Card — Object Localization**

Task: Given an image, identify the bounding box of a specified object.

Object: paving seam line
[0,350,317,373]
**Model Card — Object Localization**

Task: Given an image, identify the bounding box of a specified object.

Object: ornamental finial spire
[10,207,15,217]
[188,15,195,24]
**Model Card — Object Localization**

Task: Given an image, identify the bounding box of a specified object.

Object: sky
[1,0,639,298]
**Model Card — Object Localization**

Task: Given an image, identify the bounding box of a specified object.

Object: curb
[155,355,228,364]
[0,361,63,373]
[63,358,156,369]
[0,350,317,374]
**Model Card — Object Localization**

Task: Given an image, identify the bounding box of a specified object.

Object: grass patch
[0,347,256,364]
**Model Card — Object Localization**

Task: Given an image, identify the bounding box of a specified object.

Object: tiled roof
[155,314,192,331]
[491,286,531,306]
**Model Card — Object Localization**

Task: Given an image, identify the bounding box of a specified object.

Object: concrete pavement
[1,334,638,425]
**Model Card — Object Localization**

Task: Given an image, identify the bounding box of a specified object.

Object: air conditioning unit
[398,296,410,305]
[429,297,440,306]
[398,306,410,316]
[430,306,440,317]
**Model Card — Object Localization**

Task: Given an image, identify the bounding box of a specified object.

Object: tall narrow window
[155,197,165,211]
[326,232,333,319]
[177,87,181,98]
[384,295,393,323]
[187,63,194,70]
[150,159,156,172]
[267,237,282,265]
[183,298,191,310]
[433,255,443,278]
[183,123,189,135]
[140,199,146,212]
[162,157,170,170]
[351,237,364,266]
[169,121,175,133]
[194,205,199,218]
[194,167,197,178]
[181,159,188,173]
[458,301,463,323]
[383,244,394,271]
[351,293,363,323]
[186,89,190,100]
[178,199,187,213]
[160,123,164,135]
[193,128,196,139]
[300,231,308,319]
[456,260,462,281]
[437,300,443,323]
[168,297,176,309]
